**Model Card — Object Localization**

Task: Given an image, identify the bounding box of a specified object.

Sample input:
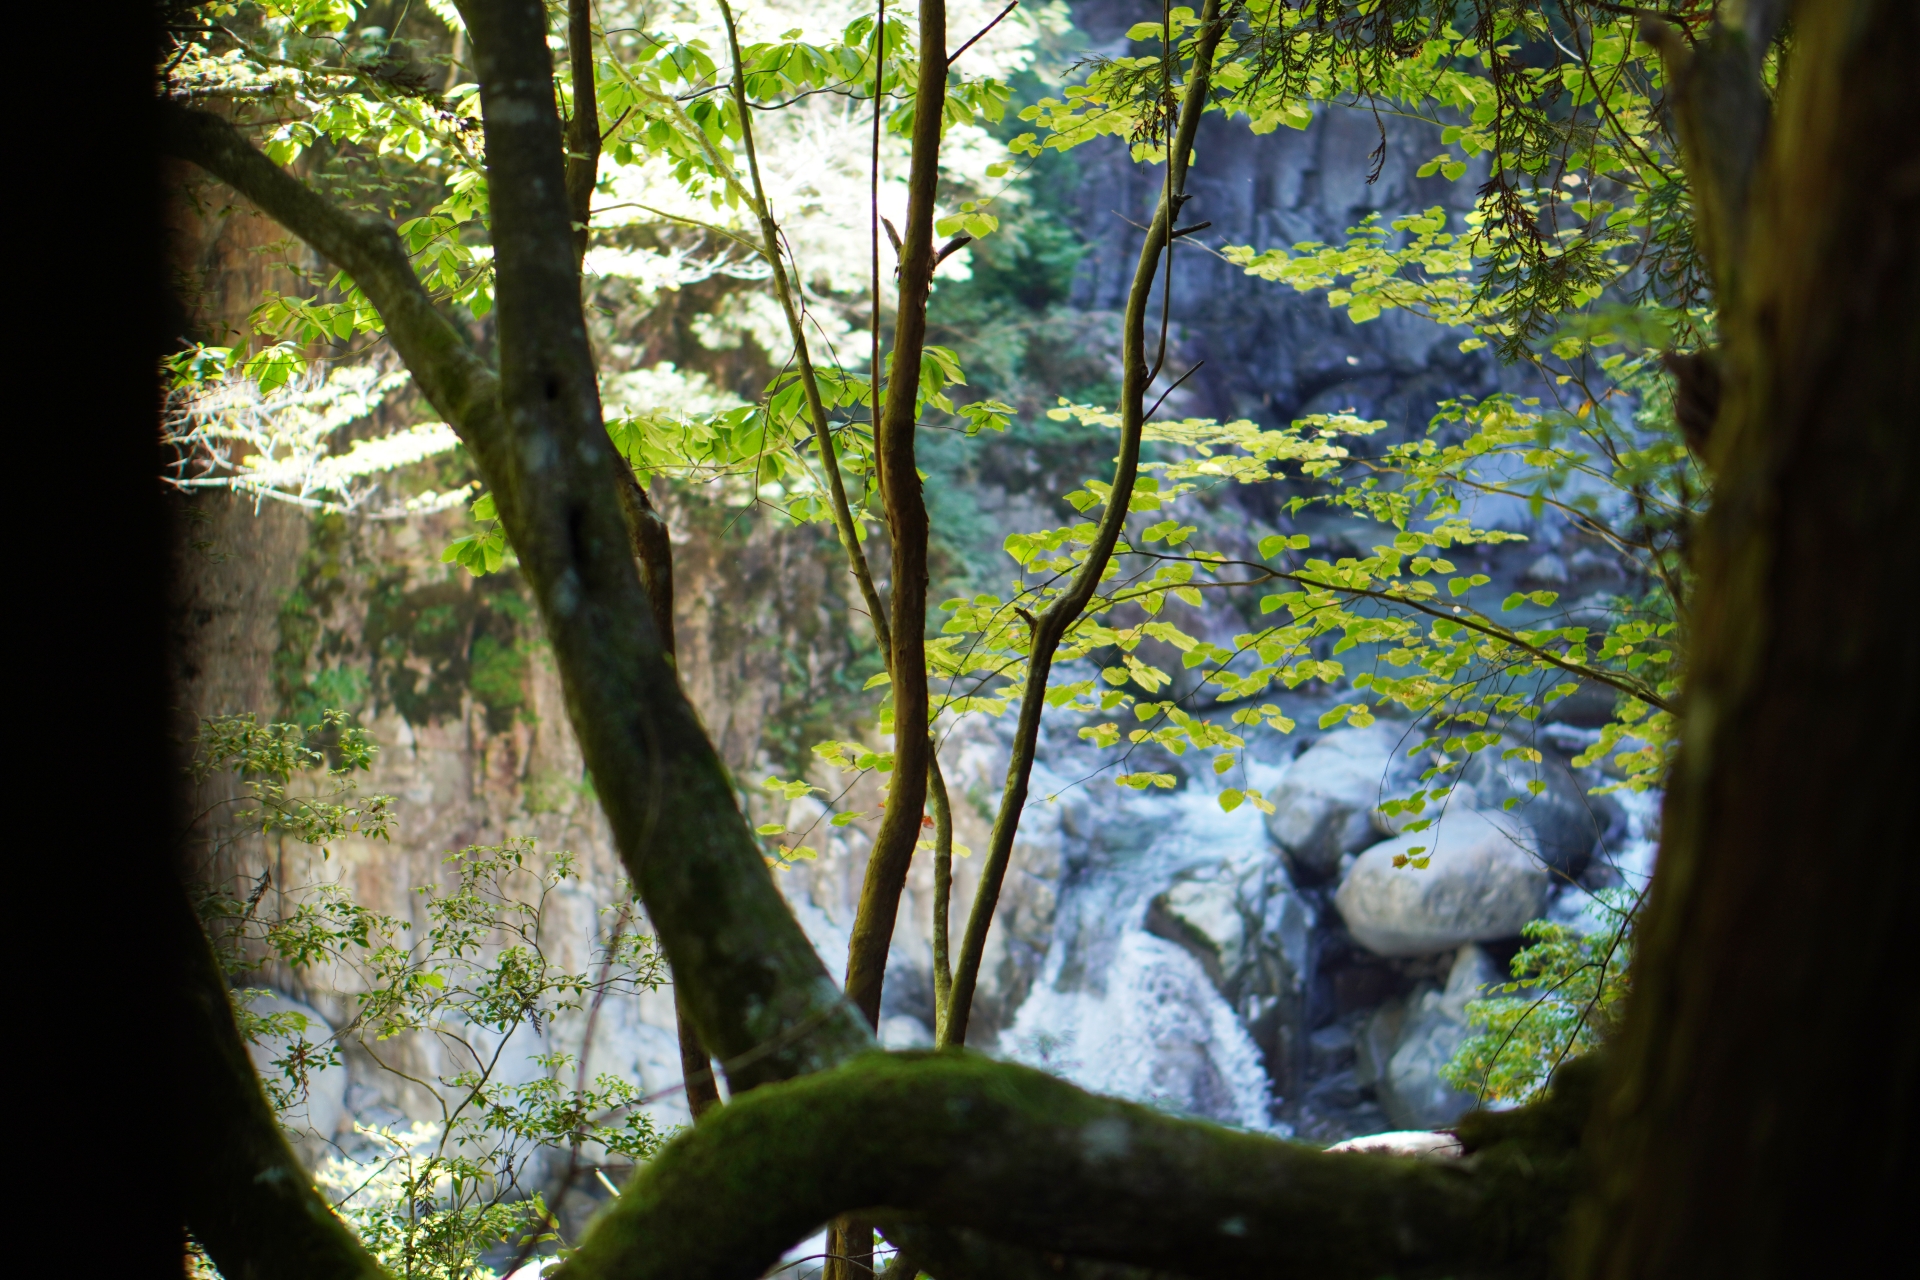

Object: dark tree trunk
[1573,0,1919,1273]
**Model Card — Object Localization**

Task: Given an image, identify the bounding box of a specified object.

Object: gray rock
[1379,945,1503,1129]
[1146,855,1314,1097]
[1263,726,1414,882]
[1353,995,1410,1089]
[1148,877,1248,985]
[1335,809,1550,957]
[1458,748,1622,881]
[1523,553,1570,584]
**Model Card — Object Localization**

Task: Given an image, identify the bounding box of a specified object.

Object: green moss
[468,631,530,733]
[275,513,364,732]
[274,511,537,734]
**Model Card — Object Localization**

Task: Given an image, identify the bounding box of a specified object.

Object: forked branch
[841,0,949,1028]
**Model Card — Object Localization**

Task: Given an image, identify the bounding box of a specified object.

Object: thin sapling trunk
[940,0,1227,1048]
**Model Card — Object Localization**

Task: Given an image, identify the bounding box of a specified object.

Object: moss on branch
[562,1051,1583,1280]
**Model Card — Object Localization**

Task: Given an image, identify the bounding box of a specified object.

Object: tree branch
[610,469,724,1121]
[158,103,501,451]
[843,0,947,1029]
[716,0,892,661]
[559,1050,1588,1280]
[1126,552,1676,716]
[166,0,868,1106]
[441,0,871,1088]
[942,0,1228,1048]
[565,0,601,271]
[928,748,955,1041]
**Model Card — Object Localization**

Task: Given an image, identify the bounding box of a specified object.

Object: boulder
[1335,809,1549,957]
[1147,877,1247,987]
[1378,945,1503,1129]
[1263,726,1413,883]
[1353,993,1409,1090]
[1459,748,1622,881]
[1146,855,1313,1097]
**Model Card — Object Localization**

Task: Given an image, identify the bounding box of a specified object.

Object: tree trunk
[1573,0,1919,1273]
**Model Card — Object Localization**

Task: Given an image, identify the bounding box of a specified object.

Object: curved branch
[942,0,1229,1047]
[447,0,871,1088]
[1116,552,1675,715]
[559,1050,1583,1280]
[158,103,501,449]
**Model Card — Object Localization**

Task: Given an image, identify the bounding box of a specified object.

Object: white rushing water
[1000,765,1293,1134]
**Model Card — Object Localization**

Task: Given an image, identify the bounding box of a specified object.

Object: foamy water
[1001,773,1290,1134]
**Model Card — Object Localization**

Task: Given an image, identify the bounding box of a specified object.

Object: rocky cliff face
[174,0,1648,1189]
[1062,0,1523,434]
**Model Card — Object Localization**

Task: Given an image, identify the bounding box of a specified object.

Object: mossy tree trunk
[1571,0,1919,1273]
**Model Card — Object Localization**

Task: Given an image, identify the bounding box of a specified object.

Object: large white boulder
[1335,809,1549,957]
[1263,726,1412,882]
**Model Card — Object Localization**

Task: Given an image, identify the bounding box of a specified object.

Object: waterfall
[1001,762,1296,1135]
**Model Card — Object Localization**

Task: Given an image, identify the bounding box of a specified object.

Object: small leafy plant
[1439,890,1636,1105]
[192,712,672,1278]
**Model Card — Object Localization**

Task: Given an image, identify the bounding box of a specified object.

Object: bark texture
[1573,0,1920,1274]
[613,470,723,1120]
